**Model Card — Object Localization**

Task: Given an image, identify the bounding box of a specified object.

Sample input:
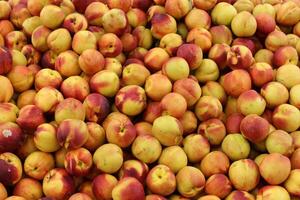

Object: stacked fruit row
[0,0,300,199]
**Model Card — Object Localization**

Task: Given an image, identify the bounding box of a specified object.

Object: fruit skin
[83,93,110,123]
[272,104,300,132]
[0,152,22,186]
[34,87,64,113]
[40,5,65,29]
[84,2,109,26]
[225,190,255,200]
[34,123,60,153]
[228,159,260,192]
[152,115,183,146]
[0,76,13,103]
[198,195,221,200]
[177,44,203,70]
[221,134,250,161]
[198,118,226,145]
[265,130,294,156]
[211,2,237,26]
[227,45,254,70]
[176,166,206,198]
[0,122,23,153]
[249,62,273,87]
[145,74,172,101]
[0,183,7,199]
[60,76,90,102]
[119,159,149,184]
[0,47,13,75]
[93,143,123,174]
[146,164,176,196]
[151,13,177,39]
[204,174,232,199]
[240,114,270,143]
[63,13,88,33]
[256,186,290,200]
[265,30,288,52]
[161,92,187,118]
[13,178,43,200]
[276,64,300,89]
[56,119,89,150]
[158,146,188,173]
[55,98,86,124]
[78,49,105,75]
[16,105,45,133]
[122,63,150,86]
[92,174,118,200]
[165,0,192,19]
[195,96,223,121]
[200,151,230,177]
[259,153,291,185]
[284,169,300,196]
[276,1,300,26]
[42,168,75,200]
[69,193,92,200]
[112,177,145,200]
[144,47,170,72]
[183,134,210,163]
[102,8,128,36]
[35,68,63,90]
[7,65,34,93]
[72,30,97,55]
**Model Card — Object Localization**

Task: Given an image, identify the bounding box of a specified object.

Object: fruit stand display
[0,0,300,199]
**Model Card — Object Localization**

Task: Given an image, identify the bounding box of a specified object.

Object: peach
[257,186,290,200]
[69,193,92,200]
[265,130,293,156]
[103,113,136,148]
[164,0,192,19]
[122,63,150,86]
[224,96,239,116]
[201,81,227,105]
[210,25,232,46]
[152,115,183,146]
[7,65,33,92]
[229,159,260,191]
[57,119,88,149]
[47,28,71,54]
[173,78,202,107]
[5,197,27,200]
[72,30,97,55]
[144,47,169,72]
[0,122,23,153]
[254,49,274,65]
[34,87,63,113]
[0,103,18,123]
[159,33,183,56]
[290,84,300,109]
[186,27,212,52]
[252,2,276,17]
[21,44,41,65]
[106,0,131,12]
[90,70,120,98]
[34,123,60,153]
[31,26,51,52]
[23,17,43,36]
[93,143,123,174]
[233,0,254,12]
[98,33,123,58]
[294,21,300,36]
[237,90,266,115]
[132,135,162,164]
[193,0,217,10]
[259,153,291,184]
[276,1,300,26]
[194,96,223,121]
[211,2,237,25]
[83,93,110,123]
[63,13,88,33]
[146,195,167,200]
[13,178,43,200]
[132,0,151,10]
[291,148,300,169]
[78,181,96,199]
[5,31,27,52]
[207,44,229,70]
[161,58,188,81]
[10,50,27,67]
[185,8,211,30]
[221,134,250,161]
[35,69,62,90]
[0,20,14,37]
[249,62,273,87]
[232,38,256,55]
[225,190,255,200]
[198,118,226,145]
[55,148,67,168]
[64,147,92,176]
[112,177,145,200]
[104,58,122,76]
[158,146,188,173]
[0,183,7,199]
[292,131,300,149]
[27,0,47,16]
[115,85,147,116]
[160,92,187,118]
[102,8,128,36]
[9,4,31,29]
[287,34,299,47]
[240,114,269,143]
[195,59,219,83]
[222,69,252,97]
[146,165,176,196]
[275,61,300,87]
[121,33,138,53]
[16,105,45,133]
[92,174,118,200]
[227,45,254,70]
[83,122,105,151]
[260,82,289,108]
[231,11,257,36]
[183,134,210,163]
[0,152,22,186]
[273,46,299,68]
[176,44,203,70]
[0,34,4,46]
[119,159,149,183]
[55,50,81,77]
[132,26,153,50]
[84,2,109,26]
[127,8,147,28]
[135,121,152,136]
[88,25,105,41]
[176,166,206,198]
[0,1,11,20]
[143,102,163,123]
[40,50,58,69]
[265,30,288,52]
[145,74,172,101]
[151,13,177,39]
[17,135,37,160]
[205,174,232,198]
[255,13,276,35]
[40,5,65,29]
[284,169,300,196]
[200,151,230,177]
[24,151,55,180]
[272,104,300,132]
[42,168,75,200]
[60,76,90,102]
[225,113,244,134]
[198,195,220,200]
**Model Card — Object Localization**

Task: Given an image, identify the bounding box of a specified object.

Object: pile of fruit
[1,0,300,199]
